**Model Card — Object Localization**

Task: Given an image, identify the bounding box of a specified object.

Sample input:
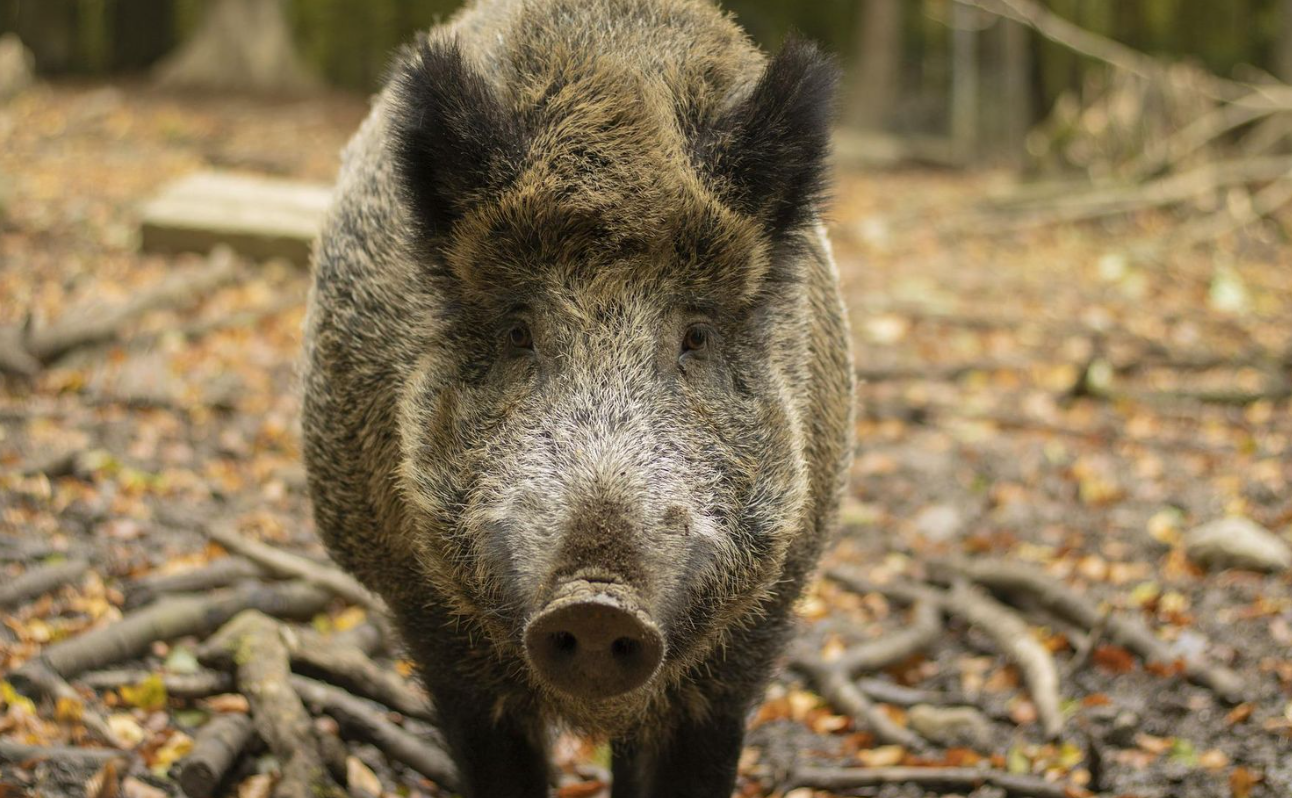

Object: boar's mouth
[524,579,665,701]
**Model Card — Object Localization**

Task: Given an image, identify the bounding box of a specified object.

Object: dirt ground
[1,83,1290,798]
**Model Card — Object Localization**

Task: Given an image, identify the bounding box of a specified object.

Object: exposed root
[0,247,241,376]
[281,626,432,721]
[826,568,1065,740]
[0,742,130,767]
[80,668,235,698]
[172,712,255,798]
[203,522,386,615]
[203,611,344,798]
[8,658,119,747]
[11,581,330,686]
[291,675,460,792]
[790,600,943,750]
[947,581,1065,740]
[934,557,1246,702]
[124,556,269,609]
[789,764,1089,798]
[0,559,89,609]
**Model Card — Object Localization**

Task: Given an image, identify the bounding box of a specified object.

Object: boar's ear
[702,37,839,242]
[389,37,526,244]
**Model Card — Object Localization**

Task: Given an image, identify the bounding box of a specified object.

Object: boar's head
[388,32,837,730]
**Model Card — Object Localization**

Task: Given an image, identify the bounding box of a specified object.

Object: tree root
[80,668,234,698]
[172,712,255,798]
[933,557,1245,702]
[827,569,1065,740]
[947,581,1064,740]
[0,247,241,377]
[290,675,459,792]
[0,558,89,609]
[789,764,1089,798]
[124,557,269,609]
[9,658,119,747]
[203,523,386,615]
[282,626,431,721]
[11,581,330,688]
[0,741,130,767]
[790,600,942,750]
[203,611,344,798]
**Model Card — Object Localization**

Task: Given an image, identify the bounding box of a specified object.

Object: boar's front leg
[431,688,549,798]
[610,706,747,798]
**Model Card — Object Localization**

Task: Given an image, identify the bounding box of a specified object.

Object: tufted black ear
[702,36,839,242]
[389,37,526,244]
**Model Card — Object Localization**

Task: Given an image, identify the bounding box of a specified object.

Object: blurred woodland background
[4,0,1292,163]
[2,2,1292,798]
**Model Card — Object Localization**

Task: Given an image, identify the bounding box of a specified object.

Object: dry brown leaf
[85,759,119,798]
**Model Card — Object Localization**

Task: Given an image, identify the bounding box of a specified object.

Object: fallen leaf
[346,757,382,797]
[120,674,167,712]
[1092,645,1136,674]
[556,781,607,798]
[856,745,905,767]
[85,759,120,798]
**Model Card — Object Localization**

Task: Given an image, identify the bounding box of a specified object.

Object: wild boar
[302,0,854,795]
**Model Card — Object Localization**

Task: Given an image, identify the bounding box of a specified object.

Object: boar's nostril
[611,636,638,659]
[550,630,578,656]
[525,587,663,701]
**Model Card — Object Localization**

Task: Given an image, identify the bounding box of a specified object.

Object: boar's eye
[680,324,712,358]
[507,323,533,351]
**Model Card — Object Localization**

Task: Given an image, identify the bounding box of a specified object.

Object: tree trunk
[153,0,318,95]
[1279,0,1292,84]
[950,1,980,160]
[850,0,904,131]
[998,17,1032,164]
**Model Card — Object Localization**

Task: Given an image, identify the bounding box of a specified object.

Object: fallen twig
[80,668,235,698]
[0,558,88,609]
[789,763,1087,798]
[291,675,460,792]
[172,712,256,798]
[0,741,130,767]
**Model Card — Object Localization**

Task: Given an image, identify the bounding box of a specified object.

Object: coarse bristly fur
[301,0,854,796]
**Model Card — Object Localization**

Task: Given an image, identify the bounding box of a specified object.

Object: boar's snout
[525,581,664,700]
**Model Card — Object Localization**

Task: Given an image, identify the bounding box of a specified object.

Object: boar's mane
[389,12,837,299]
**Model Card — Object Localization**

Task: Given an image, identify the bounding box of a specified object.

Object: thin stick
[790,764,1085,798]
[0,742,129,766]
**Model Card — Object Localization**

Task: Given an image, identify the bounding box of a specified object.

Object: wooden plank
[140,171,332,265]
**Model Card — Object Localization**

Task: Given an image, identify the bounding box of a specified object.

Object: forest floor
[1,82,1290,798]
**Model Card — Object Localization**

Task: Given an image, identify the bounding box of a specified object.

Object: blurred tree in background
[1,0,1290,160]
